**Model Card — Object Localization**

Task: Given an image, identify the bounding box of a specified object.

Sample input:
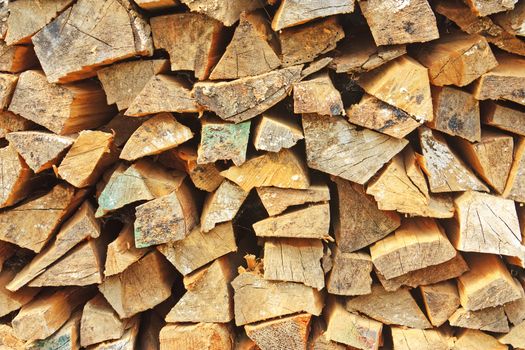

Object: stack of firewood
[0,0,525,349]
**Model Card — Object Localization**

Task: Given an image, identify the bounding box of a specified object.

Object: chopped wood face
[391,327,450,350]
[105,225,148,277]
[245,313,312,350]
[293,73,344,116]
[253,110,304,153]
[0,268,39,318]
[0,41,38,73]
[465,0,517,16]
[181,0,264,27]
[494,0,525,36]
[159,323,234,350]
[80,294,127,347]
[505,137,525,203]
[500,320,525,348]
[454,329,508,350]
[449,306,510,333]
[327,249,373,296]
[256,182,329,216]
[420,281,460,327]
[482,102,525,136]
[198,120,251,166]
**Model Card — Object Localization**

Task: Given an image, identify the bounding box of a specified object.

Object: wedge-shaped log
[12,287,92,341]
[0,73,18,108]
[0,268,39,318]
[0,324,25,349]
[499,320,525,349]
[221,148,310,191]
[125,75,199,116]
[458,253,523,311]
[200,180,247,233]
[449,306,509,333]
[99,250,175,318]
[166,256,235,323]
[97,59,169,111]
[415,33,497,87]
[327,248,372,296]
[98,113,146,148]
[8,70,115,135]
[89,318,140,350]
[256,182,329,216]
[253,109,304,153]
[391,327,450,350]
[0,41,38,73]
[0,184,84,253]
[210,12,280,80]
[465,0,517,16]
[418,127,488,192]
[121,113,192,161]
[272,0,354,30]
[309,319,347,350]
[159,323,234,350]
[371,218,457,279]
[32,0,153,83]
[134,0,178,11]
[150,13,222,80]
[293,73,344,116]
[105,225,148,277]
[494,0,525,36]
[504,137,525,203]
[232,272,323,326]
[454,329,507,350]
[180,0,263,26]
[7,131,74,173]
[0,144,33,208]
[421,281,460,327]
[324,298,382,350]
[346,284,431,329]
[279,17,344,67]
[303,114,408,184]
[0,111,35,137]
[58,130,117,188]
[359,0,439,45]
[482,102,525,136]
[198,118,251,166]
[253,203,330,240]
[28,310,81,350]
[245,313,312,350]
[194,66,303,123]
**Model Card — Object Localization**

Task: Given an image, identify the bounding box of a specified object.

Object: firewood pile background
[1,0,525,349]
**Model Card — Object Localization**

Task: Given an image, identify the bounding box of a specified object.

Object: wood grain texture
[327,248,373,296]
[198,119,250,166]
[200,180,247,232]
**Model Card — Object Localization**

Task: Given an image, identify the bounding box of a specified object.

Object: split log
[245,313,312,350]
[150,13,222,80]
[97,59,169,111]
[302,114,408,184]
[165,255,235,323]
[345,284,432,329]
[366,151,455,218]
[8,70,116,135]
[124,75,199,116]
[293,73,344,116]
[6,131,74,173]
[180,0,264,27]
[134,179,197,247]
[253,108,304,153]
[159,323,234,350]
[0,41,38,73]
[98,250,175,318]
[89,319,140,350]
[494,0,525,37]
[346,94,420,139]
[5,0,74,45]
[134,0,179,11]
[0,324,25,349]
[198,118,251,166]
[435,0,525,56]
[256,182,329,216]
[473,54,525,106]
[120,113,193,161]
[231,271,323,326]
[308,319,346,350]
[482,102,525,136]
[253,203,330,240]
[391,327,450,350]
[420,281,460,327]
[221,148,310,191]
[359,0,439,45]
[105,224,148,277]
[27,311,81,350]
[0,111,35,138]
[7,202,99,291]
[272,0,354,31]
[450,191,524,259]
[376,252,469,291]
[330,35,406,74]
[453,329,507,350]
[326,248,373,296]
[464,0,517,16]
[458,253,522,311]
[200,180,247,232]
[209,12,280,80]
[193,66,303,123]
[279,17,344,67]
[358,56,433,122]
[158,222,237,276]
[0,73,18,109]
[57,130,117,188]
[499,320,525,349]
[0,144,33,208]
[12,287,92,341]
[505,286,525,325]
[415,33,497,87]
[455,130,513,194]
[32,0,153,83]
[0,268,39,317]
[0,184,84,253]
[418,127,488,192]
[428,87,480,142]
[80,294,130,347]
[324,298,382,350]
[263,238,324,289]
[97,113,147,148]
[504,137,525,203]
[332,176,400,252]
[370,218,457,279]
[449,306,509,333]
